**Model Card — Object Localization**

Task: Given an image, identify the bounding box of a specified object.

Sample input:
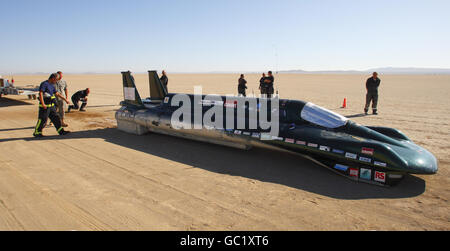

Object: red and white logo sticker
[225,100,237,108]
[349,168,359,177]
[285,138,295,144]
[308,143,318,148]
[362,148,374,156]
[374,171,386,183]
[296,141,306,145]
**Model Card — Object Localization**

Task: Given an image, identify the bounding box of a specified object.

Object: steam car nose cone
[411,154,438,174]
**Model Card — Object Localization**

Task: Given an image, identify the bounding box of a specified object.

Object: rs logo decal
[374,171,386,183]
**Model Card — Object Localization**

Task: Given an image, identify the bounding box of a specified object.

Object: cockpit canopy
[284,100,348,129]
[300,102,348,129]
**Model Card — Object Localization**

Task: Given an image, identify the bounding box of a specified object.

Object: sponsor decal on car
[252,133,261,138]
[332,149,345,154]
[224,100,237,108]
[349,168,359,177]
[345,153,357,159]
[272,136,284,141]
[164,97,170,104]
[362,147,374,156]
[359,157,372,163]
[234,130,242,135]
[243,132,252,136]
[124,87,136,101]
[334,164,349,172]
[308,143,318,148]
[374,161,387,167]
[296,141,306,145]
[388,174,403,179]
[285,138,295,144]
[199,100,213,106]
[319,146,331,152]
[199,100,224,106]
[260,134,272,141]
[360,168,372,180]
[374,171,386,183]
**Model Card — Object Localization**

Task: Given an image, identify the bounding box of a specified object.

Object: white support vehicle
[0,77,39,100]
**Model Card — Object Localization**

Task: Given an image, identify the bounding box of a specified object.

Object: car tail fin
[121,71,144,107]
[148,70,168,101]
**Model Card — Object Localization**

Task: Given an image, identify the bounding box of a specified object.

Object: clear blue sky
[1,0,449,74]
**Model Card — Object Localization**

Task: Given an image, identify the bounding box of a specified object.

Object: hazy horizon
[3,66,450,76]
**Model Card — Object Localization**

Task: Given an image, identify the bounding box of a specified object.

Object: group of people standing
[33,72,90,138]
[238,71,381,115]
[238,71,275,98]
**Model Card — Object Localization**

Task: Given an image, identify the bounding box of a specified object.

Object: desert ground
[0,73,449,230]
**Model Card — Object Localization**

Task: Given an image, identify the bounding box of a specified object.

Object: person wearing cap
[238,74,247,97]
[55,71,69,127]
[68,88,90,112]
[33,73,71,137]
[364,72,381,115]
[160,70,169,92]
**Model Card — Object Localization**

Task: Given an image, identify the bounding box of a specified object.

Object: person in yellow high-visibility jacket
[33,73,71,138]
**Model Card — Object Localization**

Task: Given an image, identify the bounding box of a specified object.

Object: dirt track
[0,74,448,230]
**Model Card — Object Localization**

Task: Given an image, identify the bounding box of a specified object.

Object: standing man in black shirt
[160,70,169,92]
[265,71,275,98]
[364,72,381,115]
[238,74,248,97]
[259,73,267,97]
[68,88,90,112]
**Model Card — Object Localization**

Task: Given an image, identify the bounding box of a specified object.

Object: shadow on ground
[0,126,35,132]
[0,97,35,107]
[0,127,426,200]
[346,113,369,118]
[87,105,120,108]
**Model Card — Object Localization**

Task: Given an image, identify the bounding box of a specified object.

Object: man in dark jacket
[68,88,90,112]
[238,74,247,97]
[265,71,275,98]
[364,72,381,115]
[160,70,168,92]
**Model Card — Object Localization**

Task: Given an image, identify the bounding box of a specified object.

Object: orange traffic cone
[341,98,347,108]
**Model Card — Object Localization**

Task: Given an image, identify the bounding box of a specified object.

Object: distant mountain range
[280,67,450,75]
[3,67,450,75]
